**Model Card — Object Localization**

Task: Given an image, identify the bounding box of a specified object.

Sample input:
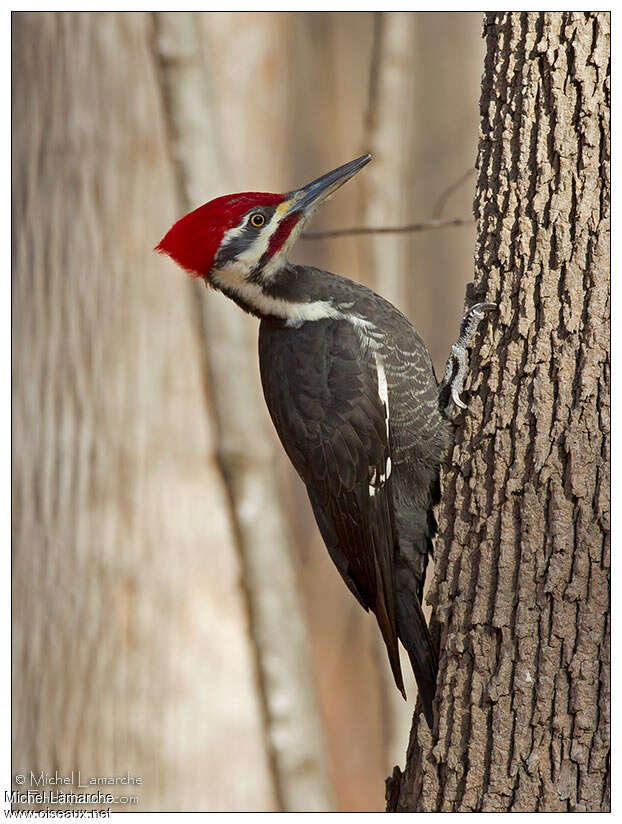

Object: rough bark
[389,11,610,812]
[151,12,333,812]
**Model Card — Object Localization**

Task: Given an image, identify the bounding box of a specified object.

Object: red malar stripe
[267,213,300,256]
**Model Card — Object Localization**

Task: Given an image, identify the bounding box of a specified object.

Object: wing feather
[259,318,405,696]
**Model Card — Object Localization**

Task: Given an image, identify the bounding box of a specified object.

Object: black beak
[283,154,372,218]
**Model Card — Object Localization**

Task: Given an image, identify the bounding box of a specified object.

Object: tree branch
[301,217,474,240]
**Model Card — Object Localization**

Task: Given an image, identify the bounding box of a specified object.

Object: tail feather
[395,581,438,729]
[393,476,441,728]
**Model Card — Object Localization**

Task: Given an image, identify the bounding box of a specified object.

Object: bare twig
[432,167,476,218]
[301,217,474,240]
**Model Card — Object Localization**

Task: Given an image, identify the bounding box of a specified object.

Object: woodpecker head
[156,155,371,310]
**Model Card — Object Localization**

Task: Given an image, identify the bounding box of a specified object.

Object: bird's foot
[439,302,497,415]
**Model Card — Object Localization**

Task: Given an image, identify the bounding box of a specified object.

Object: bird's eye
[250,213,265,228]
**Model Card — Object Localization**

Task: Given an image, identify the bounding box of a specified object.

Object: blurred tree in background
[15,11,604,814]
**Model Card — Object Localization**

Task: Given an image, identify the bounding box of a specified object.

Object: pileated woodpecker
[157,155,493,728]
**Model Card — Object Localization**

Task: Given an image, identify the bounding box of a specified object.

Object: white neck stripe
[210,266,378,331]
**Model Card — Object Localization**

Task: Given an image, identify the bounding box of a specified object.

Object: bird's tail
[392,480,440,729]
[395,586,438,729]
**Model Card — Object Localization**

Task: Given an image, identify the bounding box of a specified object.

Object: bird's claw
[439,302,497,416]
[451,386,467,410]
[458,302,497,340]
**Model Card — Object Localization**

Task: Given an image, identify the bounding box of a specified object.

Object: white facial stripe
[218,205,285,273]
[220,209,279,269]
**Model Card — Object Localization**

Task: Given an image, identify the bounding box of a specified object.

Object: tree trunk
[360,12,417,311]
[388,11,610,812]
[12,12,277,810]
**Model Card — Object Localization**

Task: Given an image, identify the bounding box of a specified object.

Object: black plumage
[259,265,450,728]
